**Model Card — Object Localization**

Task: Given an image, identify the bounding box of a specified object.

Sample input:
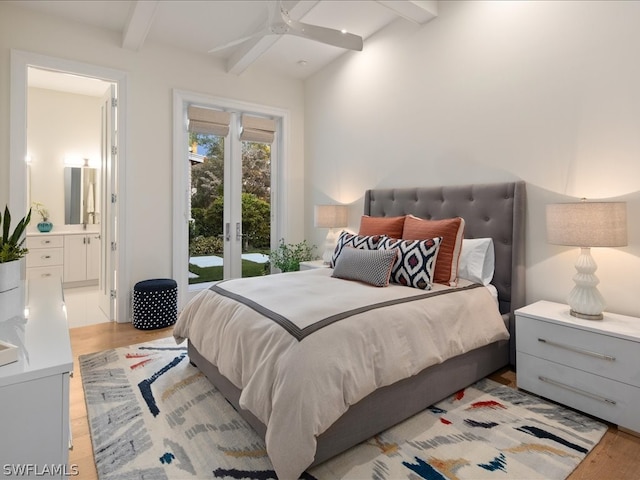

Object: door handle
[225,223,231,241]
[236,222,242,241]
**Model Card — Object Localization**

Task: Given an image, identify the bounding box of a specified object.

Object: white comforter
[173,268,509,479]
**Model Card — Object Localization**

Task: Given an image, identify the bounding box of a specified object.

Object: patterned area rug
[80,338,607,480]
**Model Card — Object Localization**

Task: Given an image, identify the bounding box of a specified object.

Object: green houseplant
[0,206,31,292]
[269,239,316,272]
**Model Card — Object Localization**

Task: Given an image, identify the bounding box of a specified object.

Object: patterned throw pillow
[378,236,442,289]
[330,231,384,268]
[332,247,398,287]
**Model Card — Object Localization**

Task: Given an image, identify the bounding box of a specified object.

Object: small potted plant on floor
[32,201,52,232]
[0,205,31,292]
[269,239,316,272]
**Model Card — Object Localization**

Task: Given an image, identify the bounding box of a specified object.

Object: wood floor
[69,322,640,479]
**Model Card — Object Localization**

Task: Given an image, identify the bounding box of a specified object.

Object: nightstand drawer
[26,235,64,249]
[517,353,640,433]
[299,260,329,270]
[517,316,640,387]
[27,248,64,268]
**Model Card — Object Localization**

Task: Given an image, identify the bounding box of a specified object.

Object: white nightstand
[299,260,329,270]
[516,300,640,435]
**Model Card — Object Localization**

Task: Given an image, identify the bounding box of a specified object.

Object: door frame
[172,89,289,308]
[10,49,129,322]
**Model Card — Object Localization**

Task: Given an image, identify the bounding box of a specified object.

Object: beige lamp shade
[314,205,348,229]
[546,201,627,248]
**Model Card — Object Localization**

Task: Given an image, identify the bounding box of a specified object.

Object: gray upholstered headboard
[364,181,526,364]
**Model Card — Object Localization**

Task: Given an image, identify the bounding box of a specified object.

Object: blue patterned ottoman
[132,278,178,330]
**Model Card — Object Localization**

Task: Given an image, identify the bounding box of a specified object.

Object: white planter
[0,260,21,293]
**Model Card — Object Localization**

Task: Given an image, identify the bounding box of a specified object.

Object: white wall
[305,1,640,317]
[27,87,102,230]
[0,4,305,289]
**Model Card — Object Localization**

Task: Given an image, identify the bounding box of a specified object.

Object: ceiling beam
[226,0,320,76]
[376,0,438,25]
[122,0,159,51]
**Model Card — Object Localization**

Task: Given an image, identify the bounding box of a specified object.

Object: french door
[187,112,274,285]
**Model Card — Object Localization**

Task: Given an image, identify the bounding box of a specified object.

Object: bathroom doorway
[27,68,113,326]
[10,50,128,323]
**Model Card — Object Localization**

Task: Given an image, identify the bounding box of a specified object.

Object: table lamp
[314,205,348,264]
[546,200,627,320]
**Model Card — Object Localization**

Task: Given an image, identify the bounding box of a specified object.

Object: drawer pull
[42,255,51,259]
[538,338,616,361]
[539,376,617,405]
[42,273,51,277]
[43,240,51,244]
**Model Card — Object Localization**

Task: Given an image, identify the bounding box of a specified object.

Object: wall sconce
[314,204,348,264]
[546,200,627,320]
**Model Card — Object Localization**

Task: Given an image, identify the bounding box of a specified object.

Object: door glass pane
[240,141,271,278]
[188,133,225,284]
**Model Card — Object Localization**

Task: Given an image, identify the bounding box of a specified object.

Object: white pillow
[458,238,495,285]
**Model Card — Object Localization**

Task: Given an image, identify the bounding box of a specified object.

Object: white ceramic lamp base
[567,247,605,320]
[322,228,340,265]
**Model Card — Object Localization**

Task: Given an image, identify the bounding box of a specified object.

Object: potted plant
[32,201,52,232]
[0,206,31,292]
[269,239,316,272]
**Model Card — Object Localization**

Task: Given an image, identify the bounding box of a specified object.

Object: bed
[174,181,526,479]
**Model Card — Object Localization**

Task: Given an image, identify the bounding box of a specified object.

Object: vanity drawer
[517,315,640,388]
[26,266,63,282]
[27,235,64,249]
[27,248,64,268]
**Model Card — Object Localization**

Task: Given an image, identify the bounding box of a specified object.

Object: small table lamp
[314,204,348,264]
[546,200,627,320]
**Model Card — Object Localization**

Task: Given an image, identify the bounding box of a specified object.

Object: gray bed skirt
[188,337,509,468]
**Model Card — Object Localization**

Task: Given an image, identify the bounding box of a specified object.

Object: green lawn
[188,259,270,284]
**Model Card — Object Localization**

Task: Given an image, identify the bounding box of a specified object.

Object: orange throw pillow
[358,215,406,239]
[402,215,465,286]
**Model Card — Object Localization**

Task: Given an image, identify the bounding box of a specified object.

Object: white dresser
[0,278,74,477]
[516,300,640,434]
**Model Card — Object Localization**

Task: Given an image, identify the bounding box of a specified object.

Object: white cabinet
[26,234,64,281]
[516,301,640,435]
[63,233,100,285]
[0,278,73,477]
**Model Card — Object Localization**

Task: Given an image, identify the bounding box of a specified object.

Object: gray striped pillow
[331,246,397,287]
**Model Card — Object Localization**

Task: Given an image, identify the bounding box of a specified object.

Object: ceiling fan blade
[286,19,363,51]
[207,29,269,54]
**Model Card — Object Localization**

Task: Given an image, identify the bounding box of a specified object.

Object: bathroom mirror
[64,166,100,225]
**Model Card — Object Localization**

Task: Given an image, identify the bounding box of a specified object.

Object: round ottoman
[132,278,178,330]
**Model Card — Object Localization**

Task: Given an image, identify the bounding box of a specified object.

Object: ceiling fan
[208,1,363,54]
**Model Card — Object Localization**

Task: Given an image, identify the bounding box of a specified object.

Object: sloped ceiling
[11,0,438,80]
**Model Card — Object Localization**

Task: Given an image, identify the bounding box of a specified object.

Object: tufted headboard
[364,181,526,364]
